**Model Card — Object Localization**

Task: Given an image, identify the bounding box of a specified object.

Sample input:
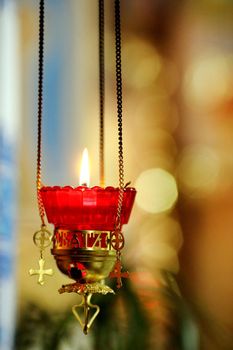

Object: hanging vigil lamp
[29,0,136,334]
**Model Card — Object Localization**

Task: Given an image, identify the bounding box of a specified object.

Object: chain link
[115,0,124,229]
[99,0,105,187]
[36,0,45,225]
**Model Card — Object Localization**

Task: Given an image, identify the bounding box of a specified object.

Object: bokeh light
[139,216,183,251]
[177,144,220,196]
[140,239,180,273]
[135,168,178,213]
[160,59,180,96]
[132,129,177,173]
[183,51,232,108]
[123,38,161,89]
[136,129,177,155]
[132,94,179,133]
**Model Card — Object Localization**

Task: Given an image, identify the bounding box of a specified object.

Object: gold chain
[36,0,45,225]
[115,0,124,230]
[99,0,105,187]
[30,0,54,287]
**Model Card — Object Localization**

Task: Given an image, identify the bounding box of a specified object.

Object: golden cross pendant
[109,260,129,289]
[29,258,53,285]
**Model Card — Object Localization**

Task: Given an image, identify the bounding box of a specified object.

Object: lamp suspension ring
[33,226,53,250]
[111,230,125,250]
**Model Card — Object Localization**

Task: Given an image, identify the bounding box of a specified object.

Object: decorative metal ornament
[29,0,136,334]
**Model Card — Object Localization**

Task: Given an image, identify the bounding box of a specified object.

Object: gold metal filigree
[59,282,114,295]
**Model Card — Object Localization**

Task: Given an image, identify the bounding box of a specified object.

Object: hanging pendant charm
[29,257,53,286]
[111,229,125,250]
[33,224,53,250]
[109,228,129,288]
[109,257,129,289]
[29,224,53,285]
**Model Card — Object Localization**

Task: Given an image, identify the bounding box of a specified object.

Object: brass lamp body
[52,228,116,284]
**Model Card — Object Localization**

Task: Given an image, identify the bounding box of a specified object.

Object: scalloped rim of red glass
[40,186,136,192]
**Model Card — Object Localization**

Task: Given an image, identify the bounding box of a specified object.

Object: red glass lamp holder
[40,185,136,231]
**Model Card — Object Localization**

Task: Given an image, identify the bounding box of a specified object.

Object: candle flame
[79,148,90,187]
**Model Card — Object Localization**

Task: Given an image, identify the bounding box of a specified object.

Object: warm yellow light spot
[140,239,180,273]
[133,56,161,89]
[184,52,231,107]
[139,217,183,251]
[79,148,90,186]
[135,168,178,213]
[178,145,220,196]
[133,94,179,133]
[123,38,161,89]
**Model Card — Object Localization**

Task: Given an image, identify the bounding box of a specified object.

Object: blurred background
[0,0,233,349]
